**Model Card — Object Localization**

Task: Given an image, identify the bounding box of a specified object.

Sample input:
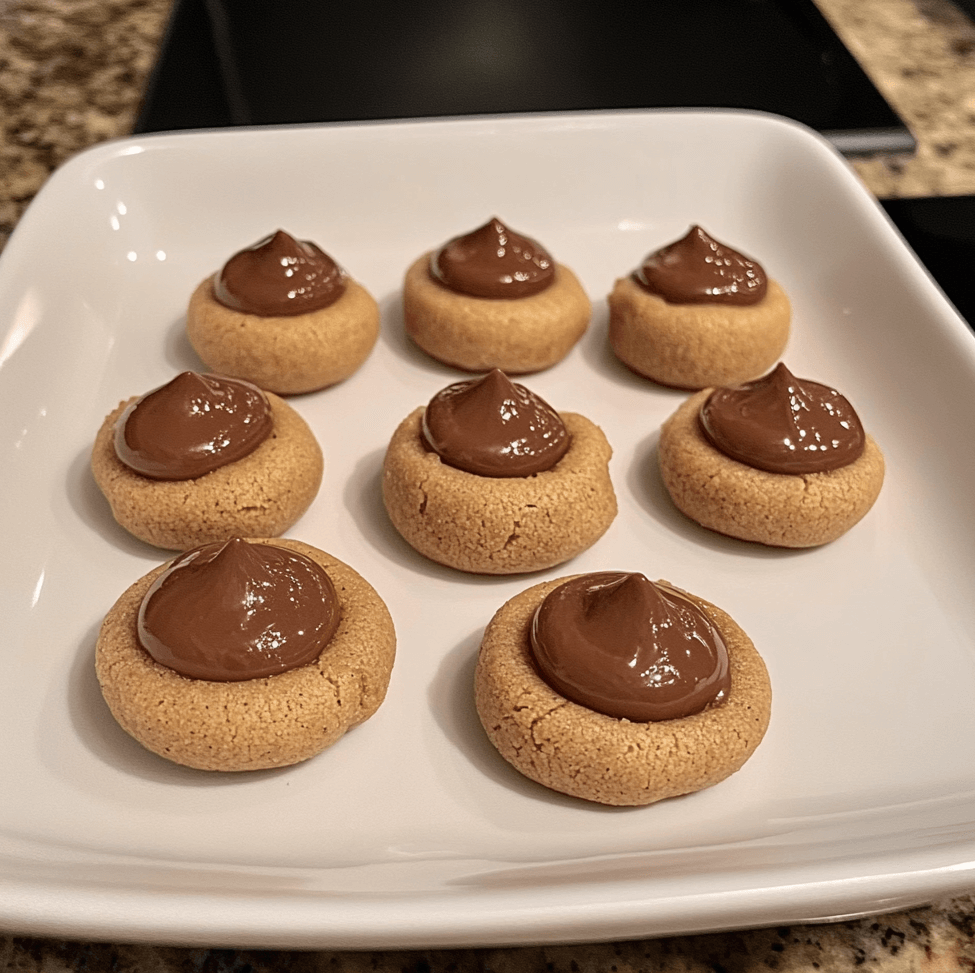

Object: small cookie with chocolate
[403,217,591,373]
[658,363,885,547]
[96,537,396,771]
[382,369,617,574]
[608,225,791,389]
[475,571,771,806]
[91,371,323,550]
[186,230,380,395]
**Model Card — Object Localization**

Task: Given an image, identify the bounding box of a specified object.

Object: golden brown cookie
[91,392,323,550]
[95,538,396,772]
[403,254,591,373]
[475,575,771,806]
[382,408,617,574]
[658,390,885,547]
[607,274,791,390]
[186,274,380,395]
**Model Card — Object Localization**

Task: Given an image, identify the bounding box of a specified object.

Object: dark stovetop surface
[134,0,975,328]
[879,196,975,327]
[136,0,914,154]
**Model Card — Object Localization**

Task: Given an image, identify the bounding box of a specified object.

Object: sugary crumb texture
[475,576,772,806]
[658,390,885,548]
[186,275,380,394]
[91,392,323,551]
[607,275,791,390]
[403,254,591,373]
[382,409,618,574]
[95,539,397,772]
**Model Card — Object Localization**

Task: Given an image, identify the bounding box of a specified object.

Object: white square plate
[2,110,975,950]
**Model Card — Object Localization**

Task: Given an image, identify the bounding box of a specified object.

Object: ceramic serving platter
[2,110,975,949]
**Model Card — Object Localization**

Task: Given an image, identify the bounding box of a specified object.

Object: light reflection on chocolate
[113,371,273,480]
[213,229,346,316]
[430,217,555,299]
[699,362,866,474]
[634,225,767,306]
[530,572,730,722]
[138,538,340,682]
[421,369,570,477]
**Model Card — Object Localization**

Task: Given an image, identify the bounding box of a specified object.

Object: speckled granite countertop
[3,0,975,970]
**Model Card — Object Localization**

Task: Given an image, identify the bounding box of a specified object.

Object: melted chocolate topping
[634,225,767,306]
[114,371,273,481]
[421,369,570,477]
[700,362,866,474]
[530,572,730,722]
[430,217,555,299]
[213,229,346,316]
[138,538,341,682]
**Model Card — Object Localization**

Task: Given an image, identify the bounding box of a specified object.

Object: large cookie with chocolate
[95,538,396,772]
[474,574,772,806]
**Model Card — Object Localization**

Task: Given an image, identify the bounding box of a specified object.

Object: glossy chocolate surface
[634,225,767,306]
[138,538,340,682]
[114,371,273,480]
[421,369,570,477]
[214,229,346,316]
[700,362,866,474]
[430,217,555,299]
[530,572,730,722]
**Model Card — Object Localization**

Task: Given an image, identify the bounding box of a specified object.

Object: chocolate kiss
[421,368,569,477]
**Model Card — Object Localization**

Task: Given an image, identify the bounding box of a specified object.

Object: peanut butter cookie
[186,230,379,394]
[95,538,396,772]
[658,385,885,547]
[403,218,590,373]
[382,407,617,574]
[92,376,323,551]
[475,574,771,806]
[608,226,790,389]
